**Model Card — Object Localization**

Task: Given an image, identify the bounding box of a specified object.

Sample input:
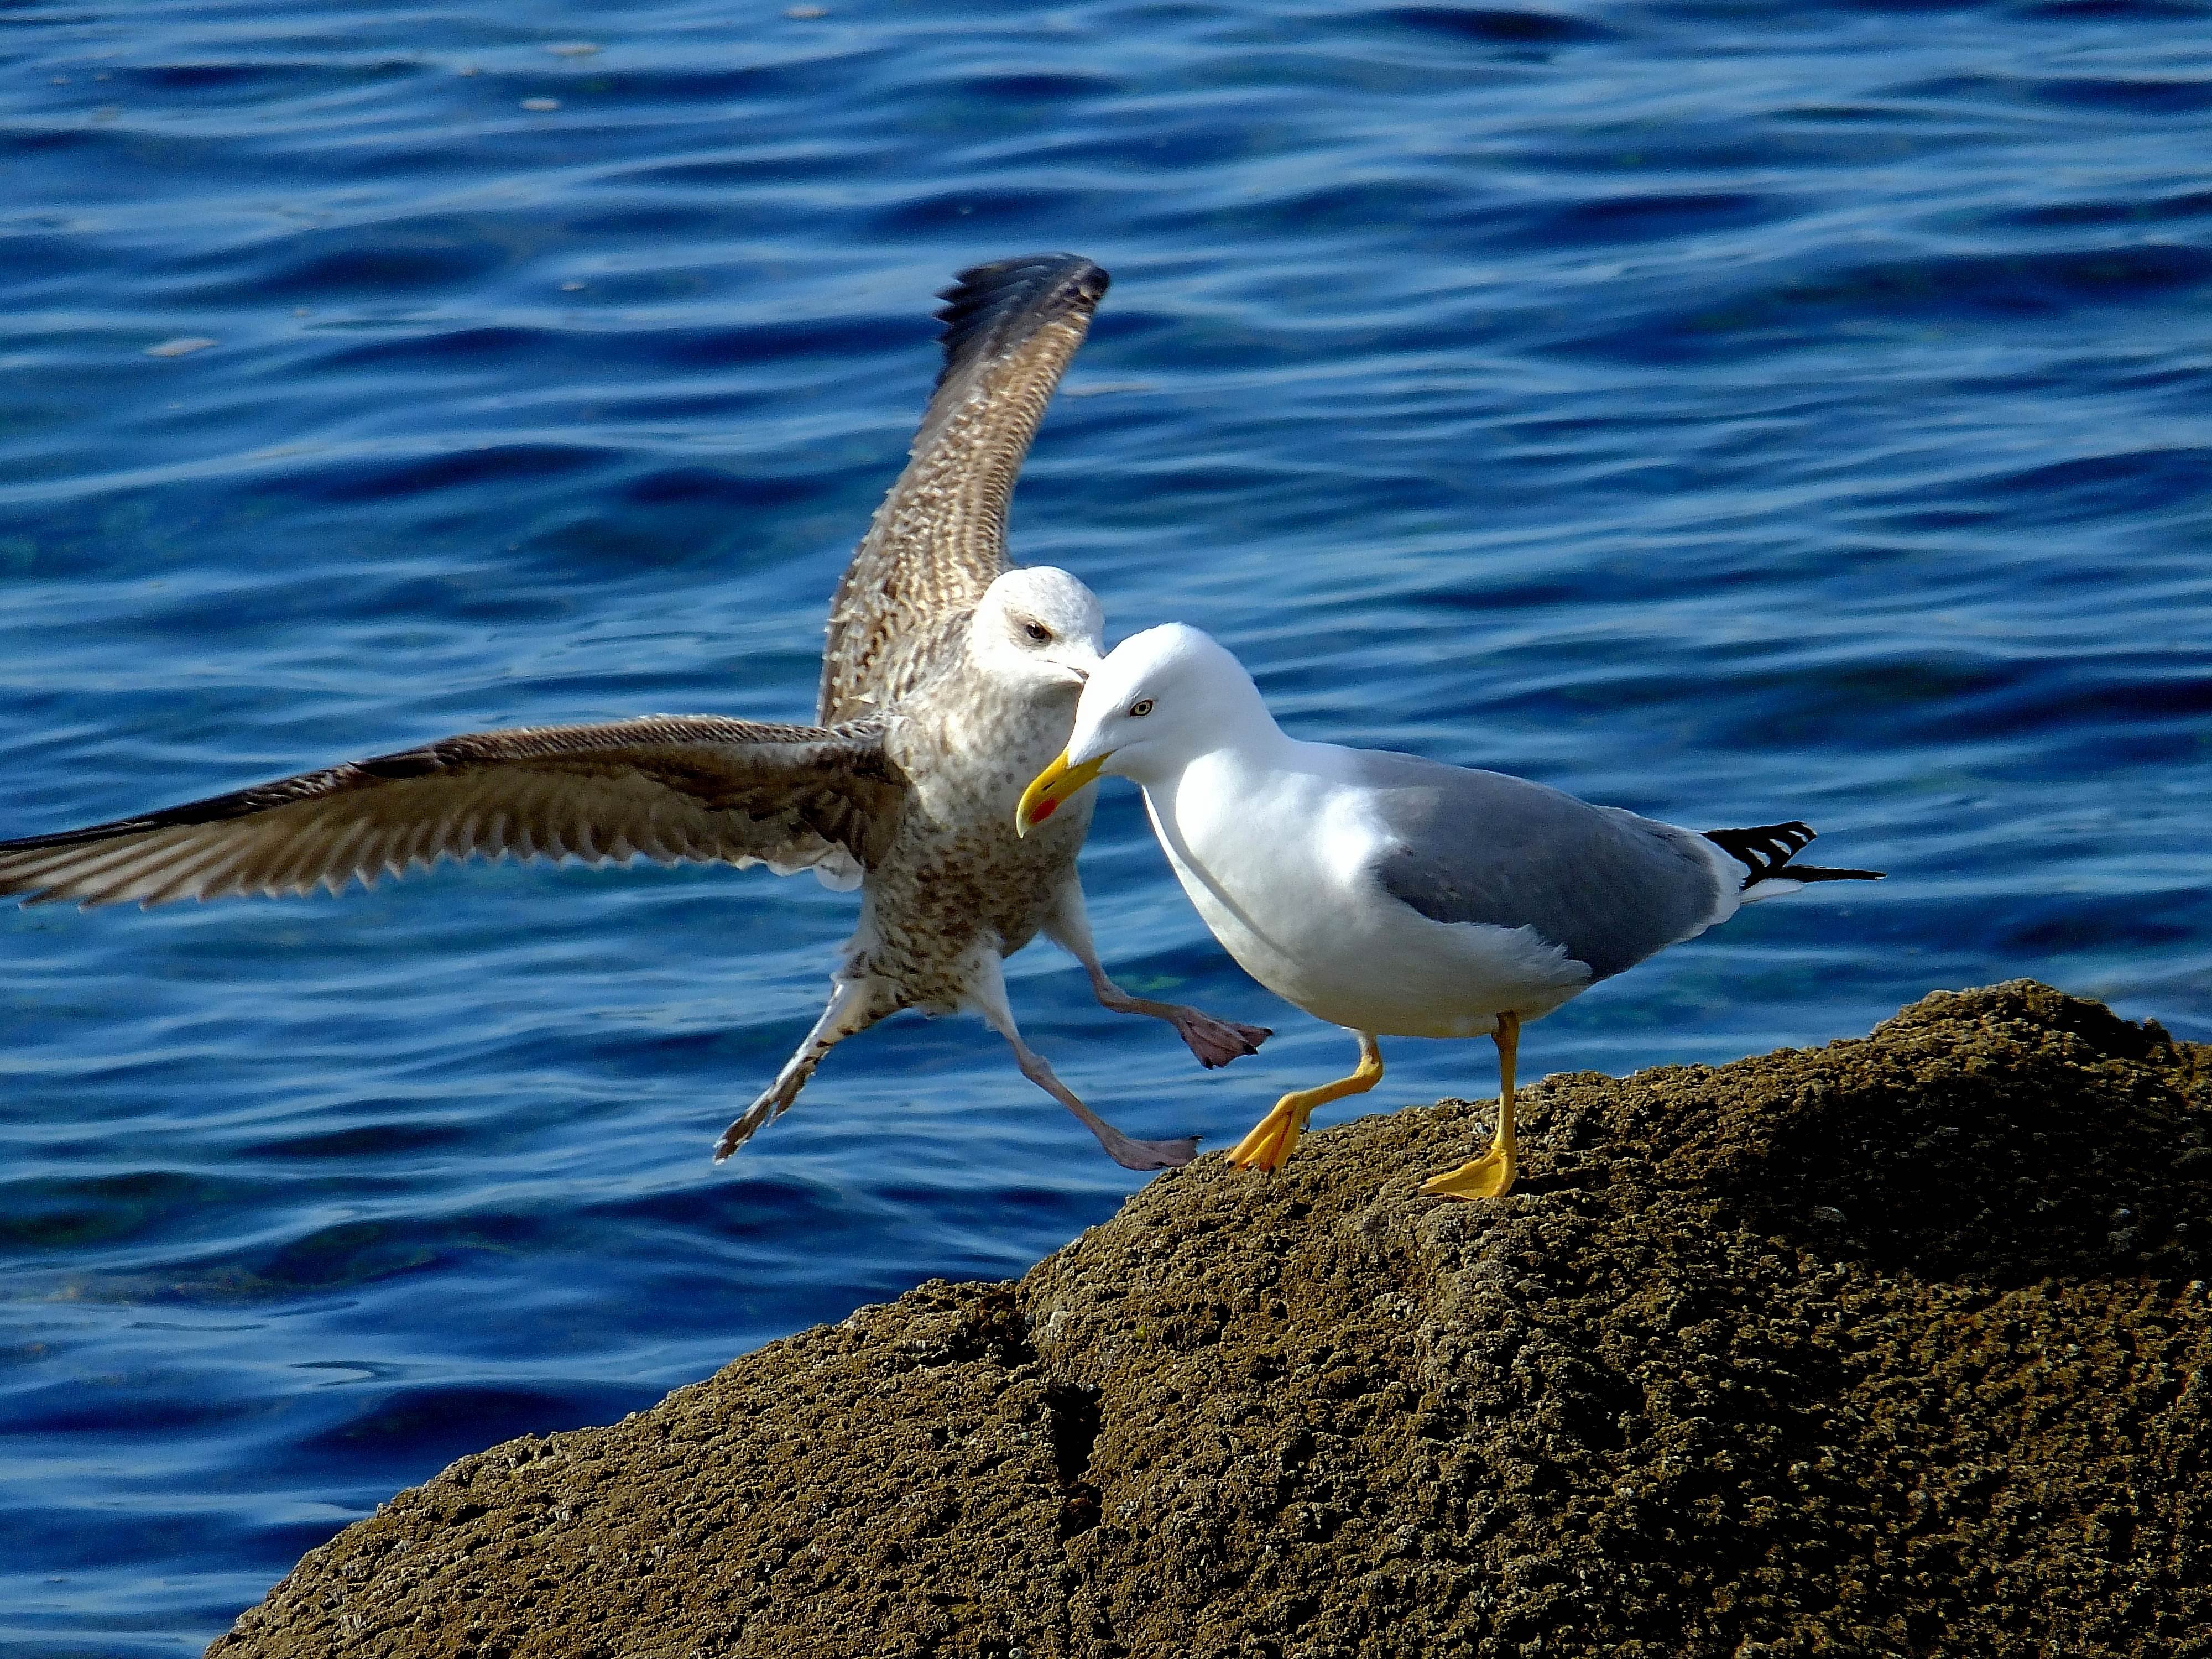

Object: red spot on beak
[1031,797,1057,824]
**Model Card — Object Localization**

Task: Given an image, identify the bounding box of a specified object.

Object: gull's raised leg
[1227,1032,1384,1175]
[968,948,1198,1172]
[1420,1010,1521,1201]
[1045,881,1271,1068]
[713,975,900,1162]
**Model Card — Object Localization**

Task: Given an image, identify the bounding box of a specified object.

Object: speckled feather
[818,254,1109,727]
[858,649,1097,1011]
[0,716,909,906]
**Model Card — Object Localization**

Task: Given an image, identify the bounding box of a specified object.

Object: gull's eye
[1022,621,1052,643]
[1128,698,1154,717]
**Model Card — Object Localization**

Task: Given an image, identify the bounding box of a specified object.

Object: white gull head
[967,566,1105,696]
[1064,623,1279,784]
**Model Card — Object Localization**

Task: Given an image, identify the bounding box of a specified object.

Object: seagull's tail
[1703,821,1884,902]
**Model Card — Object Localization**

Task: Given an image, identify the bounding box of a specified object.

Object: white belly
[1144,747,1588,1039]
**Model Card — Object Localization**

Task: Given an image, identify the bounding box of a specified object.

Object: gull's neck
[1200,680,1297,766]
[1128,681,1313,954]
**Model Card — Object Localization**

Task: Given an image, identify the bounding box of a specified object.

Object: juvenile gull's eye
[1023,622,1052,643]
[1129,698,1154,717]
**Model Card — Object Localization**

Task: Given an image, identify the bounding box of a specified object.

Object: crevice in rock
[1044,1380,1103,1539]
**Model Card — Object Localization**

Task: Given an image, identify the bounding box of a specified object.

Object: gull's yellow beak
[1015,750,1109,837]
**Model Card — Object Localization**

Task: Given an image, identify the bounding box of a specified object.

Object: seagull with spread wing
[0,254,1267,1171]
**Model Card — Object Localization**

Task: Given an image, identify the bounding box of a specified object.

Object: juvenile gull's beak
[1015,750,1108,837]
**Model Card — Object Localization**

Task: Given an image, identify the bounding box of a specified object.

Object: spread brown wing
[818,253,1109,725]
[0,715,908,909]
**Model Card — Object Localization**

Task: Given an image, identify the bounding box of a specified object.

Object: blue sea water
[2,0,2209,1648]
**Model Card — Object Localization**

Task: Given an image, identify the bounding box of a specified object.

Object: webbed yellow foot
[1228,1097,1308,1172]
[1419,1146,1516,1201]
[1225,1032,1385,1177]
[1421,1010,1521,1201]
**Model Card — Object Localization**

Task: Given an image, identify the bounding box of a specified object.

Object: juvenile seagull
[1017,624,1881,1198]
[0,256,1267,1172]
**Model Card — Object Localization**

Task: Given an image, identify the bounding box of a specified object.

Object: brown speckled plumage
[820,254,1109,726]
[857,634,1093,1011]
[0,255,1266,1171]
[0,716,908,906]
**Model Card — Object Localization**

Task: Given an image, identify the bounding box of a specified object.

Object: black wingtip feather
[1703,820,1884,888]
[932,253,1109,390]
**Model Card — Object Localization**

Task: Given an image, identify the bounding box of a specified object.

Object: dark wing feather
[0,716,907,909]
[1702,821,1884,887]
[818,253,1109,725]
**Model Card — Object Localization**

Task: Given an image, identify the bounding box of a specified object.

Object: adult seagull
[1017,623,1880,1197]
[0,257,1268,1171]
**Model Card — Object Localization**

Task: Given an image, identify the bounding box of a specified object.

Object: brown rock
[210,982,2212,1658]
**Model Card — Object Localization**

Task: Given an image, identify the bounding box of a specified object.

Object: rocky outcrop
[211,982,2212,1658]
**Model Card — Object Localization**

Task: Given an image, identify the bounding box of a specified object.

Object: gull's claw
[1228,1095,1308,1172]
[1107,1133,1201,1171]
[1225,1034,1385,1177]
[1419,1146,1516,1202]
[1174,1011,1273,1070]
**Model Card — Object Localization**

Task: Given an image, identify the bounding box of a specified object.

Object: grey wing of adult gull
[1358,750,1729,983]
[817,253,1110,726]
[0,716,908,909]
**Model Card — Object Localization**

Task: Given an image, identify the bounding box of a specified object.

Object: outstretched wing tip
[931,253,1109,390]
[0,716,907,911]
[818,253,1111,724]
[1704,820,1883,889]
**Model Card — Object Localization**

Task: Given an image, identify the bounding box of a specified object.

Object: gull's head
[969,566,1105,696]
[1016,623,1258,835]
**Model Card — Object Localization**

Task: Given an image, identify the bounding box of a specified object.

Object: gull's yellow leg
[1228,1034,1384,1174]
[1421,1010,1521,1201]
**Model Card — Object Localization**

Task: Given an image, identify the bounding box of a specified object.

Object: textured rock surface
[211,982,2212,1658]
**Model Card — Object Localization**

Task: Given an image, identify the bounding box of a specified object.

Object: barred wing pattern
[818,253,1109,725]
[0,716,908,909]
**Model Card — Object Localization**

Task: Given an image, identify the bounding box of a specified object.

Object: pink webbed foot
[1172,1009,1272,1070]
